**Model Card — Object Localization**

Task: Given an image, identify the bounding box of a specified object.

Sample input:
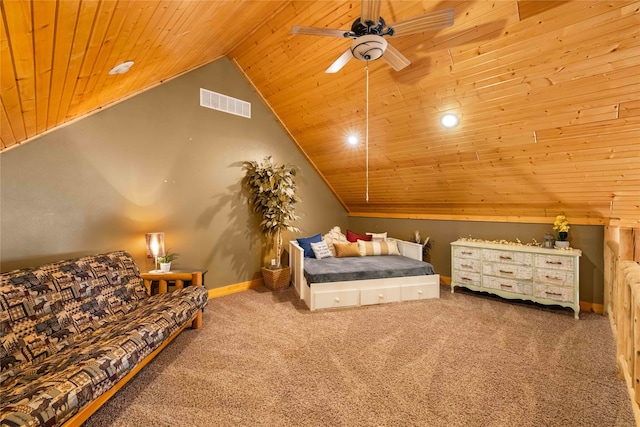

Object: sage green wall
[348,217,604,304]
[0,56,605,303]
[0,58,347,288]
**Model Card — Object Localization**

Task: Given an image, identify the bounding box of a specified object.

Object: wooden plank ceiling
[2,1,639,227]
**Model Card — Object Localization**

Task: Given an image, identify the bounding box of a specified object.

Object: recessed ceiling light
[440,113,459,128]
[347,135,359,145]
[109,61,135,75]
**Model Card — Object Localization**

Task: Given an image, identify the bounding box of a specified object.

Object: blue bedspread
[303,255,434,284]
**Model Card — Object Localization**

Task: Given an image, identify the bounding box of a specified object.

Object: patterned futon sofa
[0,250,208,427]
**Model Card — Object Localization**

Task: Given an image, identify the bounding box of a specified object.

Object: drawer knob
[379,294,384,299]
[335,297,340,303]
[418,290,423,295]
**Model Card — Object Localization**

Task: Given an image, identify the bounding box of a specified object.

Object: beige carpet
[85,286,636,427]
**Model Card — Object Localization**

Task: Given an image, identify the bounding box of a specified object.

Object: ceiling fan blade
[291,26,347,38]
[382,43,411,71]
[388,8,454,36]
[361,0,382,24]
[326,49,353,73]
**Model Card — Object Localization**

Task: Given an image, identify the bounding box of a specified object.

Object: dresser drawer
[453,246,481,260]
[483,276,532,295]
[483,249,533,266]
[314,288,359,310]
[534,268,575,288]
[482,262,533,280]
[361,286,401,306]
[534,284,574,303]
[453,257,481,273]
[535,254,574,271]
[453,270,481,287]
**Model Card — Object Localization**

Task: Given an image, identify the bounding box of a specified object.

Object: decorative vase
[160,262,171,272]
[558,231,568,241]
[555,240,570,249]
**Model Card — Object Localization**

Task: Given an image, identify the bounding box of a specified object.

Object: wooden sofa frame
[62,271,204,427]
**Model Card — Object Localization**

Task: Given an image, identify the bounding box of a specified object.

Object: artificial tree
[243,156,300,289]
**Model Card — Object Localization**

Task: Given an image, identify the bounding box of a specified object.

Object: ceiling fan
[291,0,454,73]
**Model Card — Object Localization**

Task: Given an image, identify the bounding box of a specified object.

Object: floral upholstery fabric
[0,251,208,427]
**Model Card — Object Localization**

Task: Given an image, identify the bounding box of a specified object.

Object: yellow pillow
[358,240,400,256]
[334,242,361,257]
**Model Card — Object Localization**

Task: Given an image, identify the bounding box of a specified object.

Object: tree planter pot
[261,266,291,291]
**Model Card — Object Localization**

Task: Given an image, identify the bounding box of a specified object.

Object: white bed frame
[289,238,440,311]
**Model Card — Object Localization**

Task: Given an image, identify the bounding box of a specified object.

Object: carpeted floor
[85,285,636,427]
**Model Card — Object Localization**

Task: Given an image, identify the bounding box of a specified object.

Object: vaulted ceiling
[2,1,639,227]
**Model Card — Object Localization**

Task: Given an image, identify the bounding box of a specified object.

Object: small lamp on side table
[145,232,165,272]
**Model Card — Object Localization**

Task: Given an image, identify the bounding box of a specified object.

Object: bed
[289,238,440,311]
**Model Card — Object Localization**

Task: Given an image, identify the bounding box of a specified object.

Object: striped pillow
[357,240,400,256]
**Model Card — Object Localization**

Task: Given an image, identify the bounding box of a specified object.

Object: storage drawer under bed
[313,288,359,310]
[361,286,402,306]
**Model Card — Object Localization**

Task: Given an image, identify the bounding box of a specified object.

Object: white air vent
[200,88,251,119]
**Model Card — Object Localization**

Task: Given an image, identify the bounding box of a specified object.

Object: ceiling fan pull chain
[365,63,369,203]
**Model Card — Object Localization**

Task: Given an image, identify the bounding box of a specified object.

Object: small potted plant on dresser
[243,156,300,291]
[553,214,571,248]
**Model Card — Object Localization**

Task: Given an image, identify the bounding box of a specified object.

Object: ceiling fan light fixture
[350,34,387,61]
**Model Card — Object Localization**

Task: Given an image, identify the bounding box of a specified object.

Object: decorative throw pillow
[310,241,333,259]
[297,233,322,258]
[366,232,388,242]
[323,226,348,257]
[346,230,372,243]
[334,242,362,257]
[358,240,401,256]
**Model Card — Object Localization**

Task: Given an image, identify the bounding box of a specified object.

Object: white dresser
[450,240,582,318]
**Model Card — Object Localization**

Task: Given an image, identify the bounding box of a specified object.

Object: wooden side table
[141,269,207,295]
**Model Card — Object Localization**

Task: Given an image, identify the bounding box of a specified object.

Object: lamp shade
[145,232,165,258]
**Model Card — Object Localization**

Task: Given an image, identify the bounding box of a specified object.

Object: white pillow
[323,226,348,256]
[311,240,333,259]
[366,232,387,242]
